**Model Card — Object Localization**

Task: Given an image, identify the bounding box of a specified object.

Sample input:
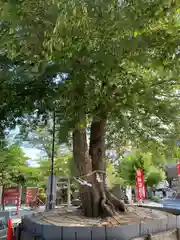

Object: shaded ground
[32,206,171,227]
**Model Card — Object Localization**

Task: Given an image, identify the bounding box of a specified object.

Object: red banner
[3,187,20,214]
[136,169,146,201]
[177,163,180,176]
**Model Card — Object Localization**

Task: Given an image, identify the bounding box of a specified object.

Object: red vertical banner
[177,163,180,176]
[136,169,146,201]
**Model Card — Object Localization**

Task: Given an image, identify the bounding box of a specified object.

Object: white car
[166,188,177,198]
[154,188,176,199]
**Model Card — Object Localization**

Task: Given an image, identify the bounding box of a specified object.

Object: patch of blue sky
[53,73,68,84]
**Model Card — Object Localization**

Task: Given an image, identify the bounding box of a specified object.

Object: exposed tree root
[100,191,125,217]
[78,182,126,218]
[106,191,126,212]
[101,190,114,217]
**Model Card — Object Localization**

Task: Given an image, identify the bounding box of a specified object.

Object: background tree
[18,166,40,187]
[146,166,166,188]
[0,144,28,209]
[0,144,28,185]
[37,154,72,188]
[106,163,125,190]
[118,150,166,187]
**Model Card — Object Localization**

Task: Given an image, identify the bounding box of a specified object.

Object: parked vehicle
[166,188,177,198]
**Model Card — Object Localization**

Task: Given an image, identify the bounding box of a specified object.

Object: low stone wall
[13,212,180,240]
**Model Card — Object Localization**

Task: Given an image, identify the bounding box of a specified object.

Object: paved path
[162,198,180,209]
[129,200,163,208]
[3,206,45,224]
[141,200,163,207]
[132,199,180,210]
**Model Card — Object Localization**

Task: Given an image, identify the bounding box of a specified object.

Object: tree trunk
[73,117,125,218]
[73,126,94,217]
[89,118,125,216]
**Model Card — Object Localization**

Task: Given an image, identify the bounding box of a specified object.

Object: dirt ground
[32,205,171,227]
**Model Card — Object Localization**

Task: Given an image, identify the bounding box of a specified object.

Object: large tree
[0,0,180,217]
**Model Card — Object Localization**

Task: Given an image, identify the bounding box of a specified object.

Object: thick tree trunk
[73,117,125,218]
[73,127,94,217]
[89,118,106,173]
[73,125,105,217]
[89,118,125,216]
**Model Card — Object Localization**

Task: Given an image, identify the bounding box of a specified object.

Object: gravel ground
[30,205,172,227]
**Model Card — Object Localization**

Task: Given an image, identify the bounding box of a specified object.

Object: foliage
[146,166,166,187]
[38,188,46,203]
[0,142,41,187]
[0,0,180,216]
[36,154,72,187]
[151,195,160,203]
[38,155,72,176]
[0,0,179,141]
[168,146,180,162]
[19,166,40,187]
[118,150,166,186]
[0,144,28,185]
[106,163,125,189]
[138,140,180,165]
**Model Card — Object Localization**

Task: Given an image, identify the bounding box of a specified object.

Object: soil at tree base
[31,206,171,227]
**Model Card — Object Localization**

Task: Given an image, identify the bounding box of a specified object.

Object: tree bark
[89,118,125,216]
[72,117,125,218]
[73,126,94,217]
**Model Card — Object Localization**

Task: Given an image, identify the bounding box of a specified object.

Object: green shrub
[151,195,160,202]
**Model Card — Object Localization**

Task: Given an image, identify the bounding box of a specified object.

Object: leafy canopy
[0,0,179,156]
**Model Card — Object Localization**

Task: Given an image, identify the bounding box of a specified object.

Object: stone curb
[14,211,180,240]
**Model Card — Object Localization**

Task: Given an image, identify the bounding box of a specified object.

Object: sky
[21,146,42,160]
[21,147,41,167]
